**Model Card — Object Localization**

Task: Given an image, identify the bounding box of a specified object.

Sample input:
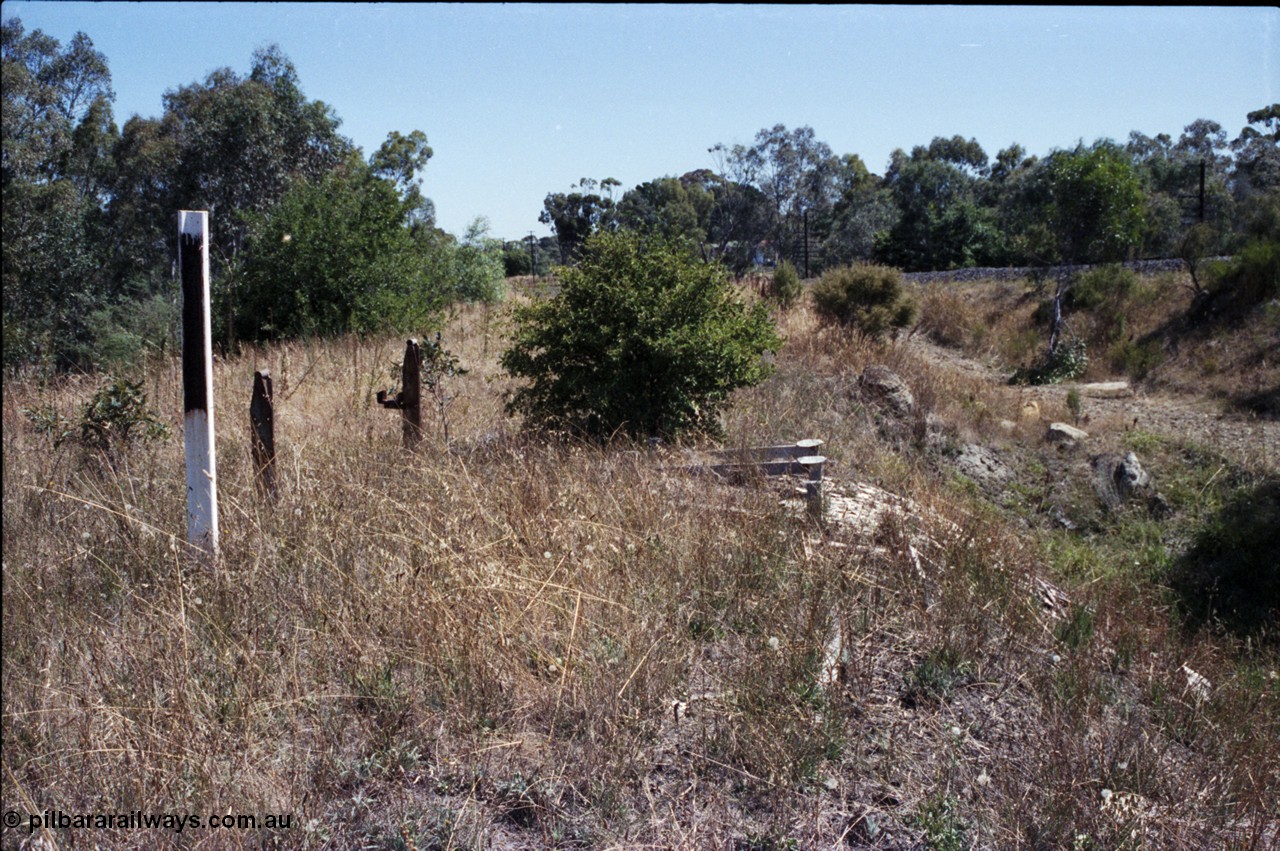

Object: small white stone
[767,636,780,651]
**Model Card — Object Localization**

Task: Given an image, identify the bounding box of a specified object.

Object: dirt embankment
[909,334,1278,472]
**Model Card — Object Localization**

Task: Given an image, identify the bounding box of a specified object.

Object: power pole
[1198,159,1206,224]
[803,209,810,279]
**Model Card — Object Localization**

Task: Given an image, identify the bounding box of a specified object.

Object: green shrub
[1067,264,1137,310]
[23,403,74,448]
[811,263,917,339]
[434,217,507,304]
[1216,237,1280,306]
[1010,336,1088,385]
[236,157,446,341]
[902,643,971,707]
[912,794,968,851]
[503,243,533,277]
[77,377,171,458]
[1065,387,1083,423]
[1107,338,1164,380]
[500,231,781,440]
[769,260,803,309]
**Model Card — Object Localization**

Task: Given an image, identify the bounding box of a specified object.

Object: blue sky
[5,3,1277,240]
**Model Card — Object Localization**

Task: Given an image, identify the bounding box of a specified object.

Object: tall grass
[3,299,1276,848]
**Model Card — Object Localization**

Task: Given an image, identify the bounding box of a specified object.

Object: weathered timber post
[179,210,219,557]
[376,338,424,449]
[250,370,277,499]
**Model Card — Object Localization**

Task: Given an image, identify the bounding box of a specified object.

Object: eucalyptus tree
[683,167,771,275]
[110,45,352,283]
[102,45,356,350]
[1035,140,1146,352]
[616,175,713,248]
[711,125,839,269]
[821,153,898,267]
[370,129,435,227]
[2,16,117,369]
[874,136,1001,271]
[539,178,620,264]
[1230,104,1280,221]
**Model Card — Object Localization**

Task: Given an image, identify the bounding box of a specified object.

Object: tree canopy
[2,18,502,371]
[5,12,1277,374]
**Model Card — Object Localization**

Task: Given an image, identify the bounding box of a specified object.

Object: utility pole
[1198,159,1206,224]
[803,209,810,279]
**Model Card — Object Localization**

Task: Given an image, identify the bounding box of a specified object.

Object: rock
[1046,422,1089,445]
[1113,452,1150,497]
[859,366,914,418]
[954,443,1015,490]
[1074,381,1133,398]
[1091,451,1164,513]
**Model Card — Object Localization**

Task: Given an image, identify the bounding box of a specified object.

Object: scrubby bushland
[811,263,917,339]
[500,231,780,439]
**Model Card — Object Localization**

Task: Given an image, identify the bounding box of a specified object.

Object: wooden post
[376,338,423,449]
[250,370,276,499]
[179,210,219,557]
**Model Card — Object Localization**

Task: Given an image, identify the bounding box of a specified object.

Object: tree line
[3,18,504,373]
[5,16,1277,376]
[538,116,1279,278]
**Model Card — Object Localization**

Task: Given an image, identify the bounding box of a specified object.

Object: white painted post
[179,210,219,557]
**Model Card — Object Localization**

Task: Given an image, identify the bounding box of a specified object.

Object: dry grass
[3,295,1277,849]
[914,269,1280,412]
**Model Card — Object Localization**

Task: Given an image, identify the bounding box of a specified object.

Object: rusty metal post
[376,339,423,449]
[250,370,276,499]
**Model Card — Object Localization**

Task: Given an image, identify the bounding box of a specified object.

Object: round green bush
[811,263,917,339]
[500,232,781,440]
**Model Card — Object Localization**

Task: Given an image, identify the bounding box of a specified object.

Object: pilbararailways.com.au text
[6,809,293,835]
